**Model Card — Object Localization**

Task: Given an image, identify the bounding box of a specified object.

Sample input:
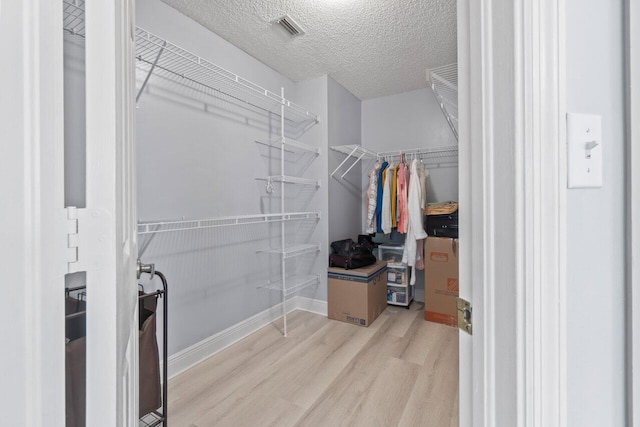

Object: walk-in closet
[62,0,460,425]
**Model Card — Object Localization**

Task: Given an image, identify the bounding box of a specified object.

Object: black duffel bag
[329,238,377,269]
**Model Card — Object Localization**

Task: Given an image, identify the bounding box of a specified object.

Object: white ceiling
[160,0,457,100]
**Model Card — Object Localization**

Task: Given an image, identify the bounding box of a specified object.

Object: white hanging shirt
[402,159,428,284]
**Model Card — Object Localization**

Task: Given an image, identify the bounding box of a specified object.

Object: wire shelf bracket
[427,63,459,141]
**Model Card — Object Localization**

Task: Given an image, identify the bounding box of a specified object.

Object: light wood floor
[168,303,459,427]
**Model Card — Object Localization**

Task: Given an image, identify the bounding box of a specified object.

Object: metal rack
[64,269,168,427]
[137,212,320,235]
[64,1,320,339]
[62,0,318,125]
[134,29,318,124]
[427,63,459,141]
[255,87,321,337]
[330,144,458,178]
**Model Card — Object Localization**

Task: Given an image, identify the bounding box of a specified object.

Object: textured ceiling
[159,0,457,100]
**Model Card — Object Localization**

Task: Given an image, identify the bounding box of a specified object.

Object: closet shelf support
[136,40,166,104]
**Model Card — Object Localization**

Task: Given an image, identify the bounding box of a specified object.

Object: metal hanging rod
[330,144,458,178]
[137,212,321,235]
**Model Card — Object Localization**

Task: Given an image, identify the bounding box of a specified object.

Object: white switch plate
[567,113,603,188]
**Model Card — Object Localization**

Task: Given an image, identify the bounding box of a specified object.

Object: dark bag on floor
[65,297,86,427]
[329,251,377,269]
[329,238,377,269]
[139,292,162,418]
[425,202,459,238]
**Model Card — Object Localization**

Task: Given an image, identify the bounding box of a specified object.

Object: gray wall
[327,77,363,243]
[136,0,327,355]
[566,0,626,424]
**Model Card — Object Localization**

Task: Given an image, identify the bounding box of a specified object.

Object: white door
[458,1,566,426]
[84,1,139,425]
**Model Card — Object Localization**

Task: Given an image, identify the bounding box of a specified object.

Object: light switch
[567,113,603,188]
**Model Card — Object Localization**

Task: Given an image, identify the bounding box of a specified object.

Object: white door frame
[625,0,640,423]
[0,0,66,425]
[4,0,570,424]
[85,0,139,425]
[458,0,566,425]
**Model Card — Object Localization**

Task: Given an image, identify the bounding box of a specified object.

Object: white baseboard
[294,296,328,316]
[166,296,327,379]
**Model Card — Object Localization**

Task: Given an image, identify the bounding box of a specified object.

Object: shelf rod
[330,145,359,177]
[136,40,166,104]
[340,150,367,179]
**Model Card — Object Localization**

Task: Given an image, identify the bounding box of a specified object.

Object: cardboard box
[327,261,387,327]
[424,237,459,327]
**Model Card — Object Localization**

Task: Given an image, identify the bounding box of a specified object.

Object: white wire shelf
[63,0,85,37]
[257,274,320,296]
[257,243,321,259]
[330,144,458,178]
[135,28,318,124]
[255,137,320,155]
[428,63,458,141]
[61,1,318,125]
[257,175,321,187]
[137,212,320,235]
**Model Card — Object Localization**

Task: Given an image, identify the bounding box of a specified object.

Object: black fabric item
[139,308,162,417]
[330,238,356,256]
[65,337,86,427]
[425,212,459,238]
[65,297,86,343]
[65,297,86,427]
[329,251,377,269]
[357,234,376,251]
[329,237,377,269]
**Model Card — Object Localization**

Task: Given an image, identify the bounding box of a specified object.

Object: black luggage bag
[425,202,459,238]
[329,238,377,269]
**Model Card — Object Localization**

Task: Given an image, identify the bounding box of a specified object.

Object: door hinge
[66,206,113,274]
[457,297,472,335]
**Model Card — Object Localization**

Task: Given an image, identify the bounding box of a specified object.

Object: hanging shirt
[419,162,430,212]
[391,164,399,228]
[397,163,409,234]
[381,163,394,234]
[375,161,389,233]
[365,161,381,234]
[402,159,428,284]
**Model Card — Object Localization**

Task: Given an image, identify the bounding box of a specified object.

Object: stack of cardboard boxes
[325,236,460,329]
